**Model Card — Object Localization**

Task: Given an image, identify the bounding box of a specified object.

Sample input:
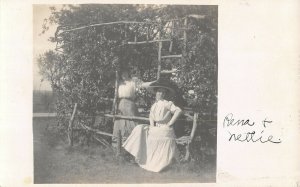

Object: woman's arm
[149,104,155,127]
[167,108,183,127]
[131,77,144,90]
[149,115,155,127]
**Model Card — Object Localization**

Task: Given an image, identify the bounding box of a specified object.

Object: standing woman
[112,67,142,147]
[123,79,183,172]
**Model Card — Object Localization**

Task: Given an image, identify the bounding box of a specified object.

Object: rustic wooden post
[169,20,174,52]
[146,25,149,41]
[157,42,162,80]
[68,103,78,146]
[190,112,199,140]
[112,70,119,122]
[184,112,198,161]
[184,144,190,161]
[183,16,188,53]
[112,70,120,156]
[134,27,138,42]
[116,130,122,157]
[157,23,162,80]
[124,24,127,38]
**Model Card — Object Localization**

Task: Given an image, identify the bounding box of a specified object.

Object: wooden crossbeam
[183,107,193,111]
[163,26,191,30]
[105,114,149,121]
[99,97,114,102]
[57,17,192,34]
[176,136,192,145]
[161,69,178,74]
[161,54,182,59]
[184,113,194,120]
[80,123,113,137]
[104,113,194,121]
[92,135,112,149]
[127,39,170,45]
[126,38,184,45]
[187,14,206,19]
[59,21,156,33]
[160,70,177,74]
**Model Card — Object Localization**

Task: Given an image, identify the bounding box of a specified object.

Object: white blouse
[150,100,180,126]
[118,77,142,99]
[118,80,136,99]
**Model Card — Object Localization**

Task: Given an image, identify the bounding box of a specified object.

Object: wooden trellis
[57,15,206,161]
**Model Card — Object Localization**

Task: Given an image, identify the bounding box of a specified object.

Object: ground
[33,117,216,184]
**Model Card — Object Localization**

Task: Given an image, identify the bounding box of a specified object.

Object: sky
[33,5,61,91]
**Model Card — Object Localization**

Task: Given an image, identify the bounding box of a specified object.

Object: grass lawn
[33,117,216,184]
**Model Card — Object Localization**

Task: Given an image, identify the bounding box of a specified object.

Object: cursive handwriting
[223,113,282,144]
[223,113,255,128]
[228,131,281,143]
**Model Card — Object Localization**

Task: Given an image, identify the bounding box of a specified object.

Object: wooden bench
[68,104,199,162]
[102,110,199,161]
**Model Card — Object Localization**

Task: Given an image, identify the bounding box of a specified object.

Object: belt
[120,97,135,101]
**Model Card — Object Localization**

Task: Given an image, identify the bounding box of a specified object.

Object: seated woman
[122,79,183,172]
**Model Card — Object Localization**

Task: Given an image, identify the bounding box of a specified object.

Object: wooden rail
[104,113,195,122]
[57,15,204,34]
[104,114,148,121]
[161,69,178,74]
[80,123,113,137]
[161,54,182,59]
[126,38,184,45]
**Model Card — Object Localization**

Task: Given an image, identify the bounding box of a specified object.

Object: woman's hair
[119,68,131,80]
[154,87,168,97]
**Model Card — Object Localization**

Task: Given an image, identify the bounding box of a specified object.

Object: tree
[39,5,217,153]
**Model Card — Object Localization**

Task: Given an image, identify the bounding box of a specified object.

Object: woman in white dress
[123,79,183,172]
[112,68,143,148]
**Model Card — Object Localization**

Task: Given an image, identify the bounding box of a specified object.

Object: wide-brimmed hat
[119,67,130,74]
[142,79,176,96]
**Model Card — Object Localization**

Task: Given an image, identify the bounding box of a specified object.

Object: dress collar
[155,99,165,103]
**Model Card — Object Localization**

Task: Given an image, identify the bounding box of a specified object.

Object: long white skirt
[122,124,179,172]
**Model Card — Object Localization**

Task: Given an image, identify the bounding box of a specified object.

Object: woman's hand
[149,124,155,128]
[166,108,182,128]
[167,122,173,128]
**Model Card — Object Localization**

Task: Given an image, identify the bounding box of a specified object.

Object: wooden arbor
[56,15,205,161]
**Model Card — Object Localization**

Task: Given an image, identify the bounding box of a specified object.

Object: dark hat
[142,79,176,96]
[120,67,130,74]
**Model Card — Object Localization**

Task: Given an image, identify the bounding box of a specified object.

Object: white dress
[112,77,142,147]
[122,99,180,172]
